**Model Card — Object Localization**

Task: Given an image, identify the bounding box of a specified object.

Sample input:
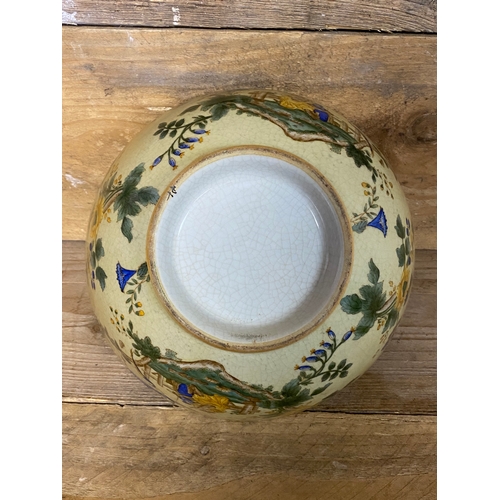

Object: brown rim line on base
[147,146,353,353]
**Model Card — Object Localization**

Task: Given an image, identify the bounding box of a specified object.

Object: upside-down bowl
[86,90,414,418]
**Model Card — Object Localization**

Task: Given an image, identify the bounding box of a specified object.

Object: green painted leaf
[137,262,148,278]
[328,361,336,370]
[281,378,302,398]
[121,216,134,242]
[95,266,107,291]
[404,237,411,256]
[396,244,405,267]
[123,164,145,189]
[337,359,347,370]
[210,103,230,121]
[360,283,386,315]
[175,118,185,127]
[339,371,349,378]
[169,130,176,137]
[340,293,363,315]
[321,373,330,382]
[137,186,160,206]
[181,104,201,115]
[159,130,168,140]
[345,143,373,169]
[353,315,377,339]
[330,143,342,154]
[343,363,353,371]
[395,215,405,239]
[311,384,331,397]
[329,372,339,380]
[95,239,105,260]
[352,220,368,234]
[90,251,96,269]
[367,259,380,285]
[383,308,399,333]
[158,122,167,128]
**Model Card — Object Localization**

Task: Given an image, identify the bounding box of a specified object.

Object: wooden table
[62,2,436,498]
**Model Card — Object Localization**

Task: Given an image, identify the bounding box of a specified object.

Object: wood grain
[63,241,436,414]
[62,0,437,33]
[62,27,436,249]
[62,403,436,499]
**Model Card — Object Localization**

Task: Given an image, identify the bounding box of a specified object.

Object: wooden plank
[62,0,437,33]
[62,403,436,499]
[62,28,436,249]
[63,241,436,414]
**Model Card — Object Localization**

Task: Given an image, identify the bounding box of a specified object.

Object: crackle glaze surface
[86,90,414,418]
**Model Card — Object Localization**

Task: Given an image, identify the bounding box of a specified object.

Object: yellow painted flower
[279,96,316,113]
[90,196,105,240]
[396,266,411,308]
[192,393,230,412]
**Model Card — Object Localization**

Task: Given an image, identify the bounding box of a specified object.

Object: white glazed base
[151,152,346,347]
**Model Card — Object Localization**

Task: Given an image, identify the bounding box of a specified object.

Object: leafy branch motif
[395,215,413,269]
[91,163,160,243]
[340,215,413,340]
[295,328,354,393]
[351,182,387,236]
[340,259,400,339]
[116,262,150,316]
[112,164,160,242]
[89,238,106,291]
[150,116,211,170]
[88,163,159,291]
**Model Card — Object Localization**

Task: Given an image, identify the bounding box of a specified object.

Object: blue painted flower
[116,263,137,292]
[327,329,336,340]
[314,108,329,122]
[179,143,191,149]
[186,137,199,142]
[321,342,332,349]
[303,355,319,363]
[367,208,388,237]
[295,365,313,371]
[311,349,327,357]
[173,149,183,156]
[193,129,208,134]
[152,156,162,167]
[169,158,176,168]
[177,383,194,403]
[343,330,353,341]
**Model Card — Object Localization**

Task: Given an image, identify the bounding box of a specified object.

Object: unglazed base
[150,150,347,348]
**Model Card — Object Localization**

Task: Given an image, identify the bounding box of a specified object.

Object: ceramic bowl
[87,90,414,418]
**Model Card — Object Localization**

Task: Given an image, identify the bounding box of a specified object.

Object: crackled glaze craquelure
[86,90,414,418]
